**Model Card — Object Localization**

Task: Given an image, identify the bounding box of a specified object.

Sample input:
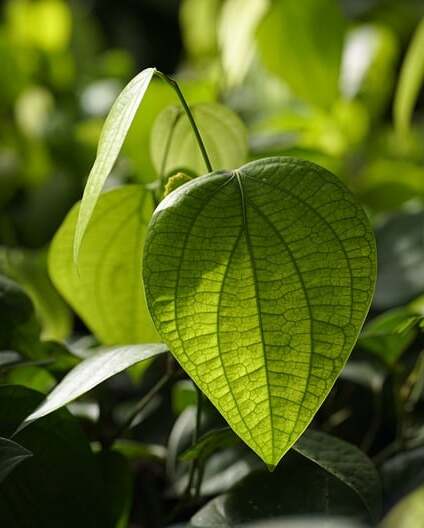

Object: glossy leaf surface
[23,343,167,425]
[294,430,382,521]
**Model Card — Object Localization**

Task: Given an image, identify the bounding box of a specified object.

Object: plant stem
[184,385,204,498]
[154,70,213,173]
[109,366,173,446]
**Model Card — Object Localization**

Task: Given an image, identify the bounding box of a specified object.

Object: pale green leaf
[50,185,159,345]
[23,343,167,425]
[0,437,32,485]
[150,102,248,179]
[394,17,424,136]
[74,67,155,262]
[294,430,382,521]
[256,0,345,109]
[218,0,269,87]
[382,485,424,528]
[143,156,376,466]
[123,77,217,183]
[180,0,220,60]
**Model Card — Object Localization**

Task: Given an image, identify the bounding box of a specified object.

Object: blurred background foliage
[1,0,424,526]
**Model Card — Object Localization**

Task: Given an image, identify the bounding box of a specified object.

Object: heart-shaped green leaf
[49,185,158,345]
[143,157,376,466]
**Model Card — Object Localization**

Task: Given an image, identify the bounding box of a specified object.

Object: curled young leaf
[143,156,376,466]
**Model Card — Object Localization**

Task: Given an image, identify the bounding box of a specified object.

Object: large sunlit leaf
[294,430,382,522]
[22,343,167,425]
[50,185,158,345]
[0,437,32,485]
[150,102,248,179]
[256,0,345,109]
[394,17,424,136]
[74,67,155,262]
[143,156,376,466]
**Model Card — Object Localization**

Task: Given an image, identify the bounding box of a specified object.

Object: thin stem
[154,70,213,173]
[109,367,173,446]
[184,385,204,498]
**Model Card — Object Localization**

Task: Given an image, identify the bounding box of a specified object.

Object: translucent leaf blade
[74,67,155,262]
[143,157,376,466]
[23,343,167,425]
[50,185,158,345]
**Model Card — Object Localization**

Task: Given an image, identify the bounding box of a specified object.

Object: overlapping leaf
[50,185,158,345]
[150,102,248,179]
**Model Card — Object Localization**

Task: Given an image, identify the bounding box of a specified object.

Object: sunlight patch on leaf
[143,156,376,466]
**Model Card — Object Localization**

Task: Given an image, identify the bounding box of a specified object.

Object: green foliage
[73,68,155,261]
[394,18,424,136]
[144,157,376,465]
[0,247,72,341]
[23,343,167,425]
[256,0,345,108]
[49,185,158,345]
[0,386,107,527]
[0,437,32,485]
[1,1,424,525]
[294,430,382,521]
[150,102,248,178]
[382,485,424,527]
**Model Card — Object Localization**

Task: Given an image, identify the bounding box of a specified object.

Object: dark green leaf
[374,211,424,309]
[294,430,382,521]
[180,427,240,462]
[190,451,367,527]
[0,385,107,527]
[0,437,32,485]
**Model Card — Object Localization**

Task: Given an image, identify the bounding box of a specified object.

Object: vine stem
[184,385,204,498]
[154,70,213,174]
[108,362,173,447]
